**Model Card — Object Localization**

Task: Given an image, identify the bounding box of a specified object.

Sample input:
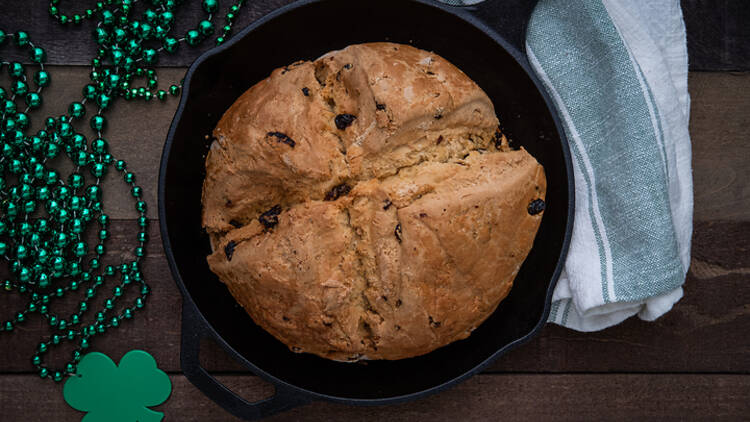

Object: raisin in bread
[202,42,546,361]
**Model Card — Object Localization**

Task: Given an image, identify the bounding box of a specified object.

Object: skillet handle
[459,0,539,56]
[180,300,310,421]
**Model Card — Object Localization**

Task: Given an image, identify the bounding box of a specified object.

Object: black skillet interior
[161,0,569,401]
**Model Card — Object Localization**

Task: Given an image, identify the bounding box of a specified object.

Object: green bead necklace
[1,0,245,382]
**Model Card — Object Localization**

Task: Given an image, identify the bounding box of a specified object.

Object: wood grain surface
[1,1,748,70]
[0,1,748,420]
[3,374,749,421]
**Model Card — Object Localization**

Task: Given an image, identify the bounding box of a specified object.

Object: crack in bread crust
[203,42,546,361]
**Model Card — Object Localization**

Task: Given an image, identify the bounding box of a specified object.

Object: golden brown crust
[202,42,546,361]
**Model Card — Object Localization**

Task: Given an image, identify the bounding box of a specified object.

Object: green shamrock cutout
[63,350,172,422]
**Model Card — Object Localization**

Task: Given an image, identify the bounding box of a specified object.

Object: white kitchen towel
[436,0,693,330]
[525,0,693,330]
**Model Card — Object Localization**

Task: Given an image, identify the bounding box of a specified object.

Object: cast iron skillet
[159,0,574,419]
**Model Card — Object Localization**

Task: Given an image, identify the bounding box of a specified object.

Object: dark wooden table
[1,1,749,420]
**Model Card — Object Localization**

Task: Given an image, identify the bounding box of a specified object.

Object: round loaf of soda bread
[202,42,546,361]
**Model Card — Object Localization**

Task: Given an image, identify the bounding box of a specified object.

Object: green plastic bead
[198,20,214,36]
[15,31,30,47]
[123,309,133,319]
[32,355,41,366]
[81,338,89,349]
[94,27,108,45]
[112,28,127,44]
[101,10,115,25]
[18,267,31,282]
[16,112,28,128]
[202,0,218,13]
[96,93,110,109]
[96,244,105,255]
[87,185,101,201]
[111,48,124,65]
[69,174,85,190]
[134,246,145,257]
[83,84,97,100]
[142,48,158,65]
[160,11,175,25]
[10,62,25,78]
[4,99,17,114]
[31,47,47,63]
[39,368,49,378]
[185,29,201,46]
[144,9,158,22]
[73,151,87,167]
[80,208,92,221]
[68,102,86,119]
[24,200,36,213]
[107,74,120,88]
[0,30,5,45]
[90,115,106,131]
[91,163,106,178]
[26,93,42,109]
[13,80,28,96]
[59,122,73,138]
[39,342,48,353]
[74,242,87,257]
[138,232,148,243]
[169,84,180,95]
[140,22,154,40]
[216,37,225,46]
